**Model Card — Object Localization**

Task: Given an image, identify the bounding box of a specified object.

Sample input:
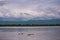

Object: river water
[0,26,60,40]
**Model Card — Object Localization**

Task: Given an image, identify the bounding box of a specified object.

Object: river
[0,26,60,40]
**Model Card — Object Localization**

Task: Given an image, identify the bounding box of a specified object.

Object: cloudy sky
[0,0,60,21]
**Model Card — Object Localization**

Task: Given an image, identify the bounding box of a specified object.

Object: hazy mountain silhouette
[0,18,60,24]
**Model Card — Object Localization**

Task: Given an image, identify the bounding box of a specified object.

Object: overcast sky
[0,0,60,21]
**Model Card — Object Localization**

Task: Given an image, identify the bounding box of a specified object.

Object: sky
[0,0,60,21]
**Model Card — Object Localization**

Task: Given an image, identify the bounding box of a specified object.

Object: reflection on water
[0,26,60,40]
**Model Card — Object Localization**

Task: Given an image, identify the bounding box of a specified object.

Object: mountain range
[0,18,60,24]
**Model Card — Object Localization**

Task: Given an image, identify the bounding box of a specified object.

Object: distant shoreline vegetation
[0,24,60,26]
[0,19,60,26]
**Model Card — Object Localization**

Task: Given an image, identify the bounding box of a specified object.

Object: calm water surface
[0,26,60,40]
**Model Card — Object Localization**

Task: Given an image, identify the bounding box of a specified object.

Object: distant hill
[27,19,60,24]
[0,18,60,24]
